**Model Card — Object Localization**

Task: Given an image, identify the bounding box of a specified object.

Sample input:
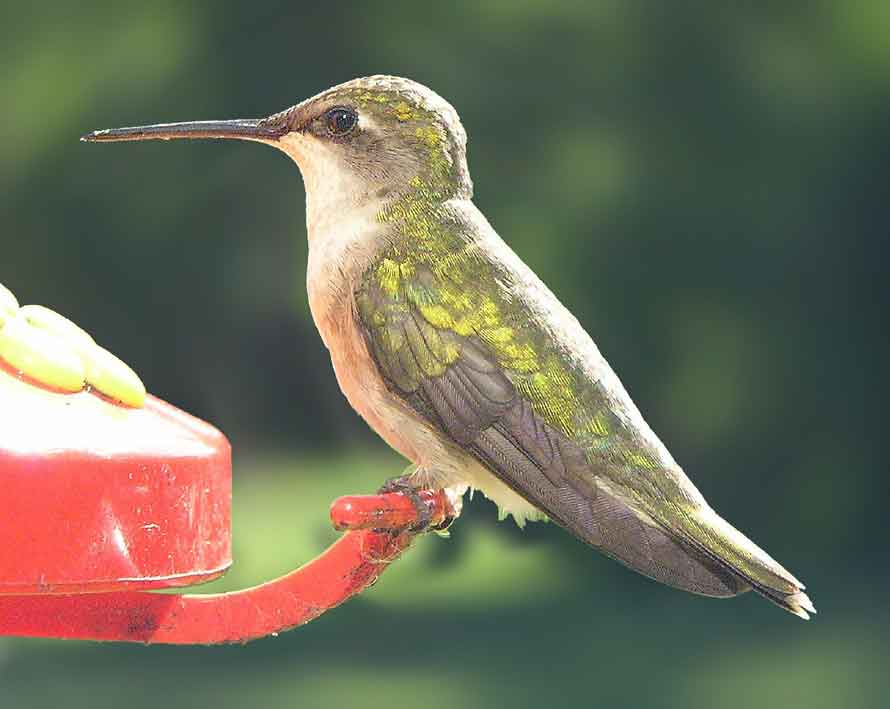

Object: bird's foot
[378,475,454,533]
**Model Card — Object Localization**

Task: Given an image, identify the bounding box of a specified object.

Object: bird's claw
[378,475,450,533]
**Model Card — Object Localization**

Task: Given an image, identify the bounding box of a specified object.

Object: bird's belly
[314,298,447,465]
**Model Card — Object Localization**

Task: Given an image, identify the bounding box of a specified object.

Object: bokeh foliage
[1,1,888,707]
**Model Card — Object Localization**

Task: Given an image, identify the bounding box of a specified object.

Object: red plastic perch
[0,489,454,644]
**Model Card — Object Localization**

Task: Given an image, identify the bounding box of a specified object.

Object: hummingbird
[84,75,815,619]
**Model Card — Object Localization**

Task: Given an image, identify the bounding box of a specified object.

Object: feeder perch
[0,285,455,644]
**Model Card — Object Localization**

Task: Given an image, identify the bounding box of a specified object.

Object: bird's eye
[325,107,358,137]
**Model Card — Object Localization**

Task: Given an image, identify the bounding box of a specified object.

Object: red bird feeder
[0,289,454,644]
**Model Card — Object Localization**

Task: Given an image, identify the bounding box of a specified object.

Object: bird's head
[84,76,473,222]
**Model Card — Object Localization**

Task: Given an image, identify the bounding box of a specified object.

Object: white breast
[303,198,433,461]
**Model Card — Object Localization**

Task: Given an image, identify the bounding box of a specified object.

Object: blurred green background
[2,1,888,707]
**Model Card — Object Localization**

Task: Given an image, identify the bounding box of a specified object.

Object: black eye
[325,107,358,137]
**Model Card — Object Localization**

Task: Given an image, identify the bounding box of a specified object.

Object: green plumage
[357,208,805,607]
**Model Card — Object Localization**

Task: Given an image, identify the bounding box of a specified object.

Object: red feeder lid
[0,303,232,594]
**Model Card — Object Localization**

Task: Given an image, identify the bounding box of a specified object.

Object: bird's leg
[378,469,455,533]
[378,475,432,532]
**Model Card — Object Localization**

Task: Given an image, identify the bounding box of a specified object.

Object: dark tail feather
[664,503,815,619]
[677,508,816,619]
[568,484,751,598]
[738,574,816,619]
[566,485,815,618]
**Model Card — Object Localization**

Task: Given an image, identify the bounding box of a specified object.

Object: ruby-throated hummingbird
[84,75,814,618]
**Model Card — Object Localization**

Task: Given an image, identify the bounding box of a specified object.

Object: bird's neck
[304,186,476,345]
[301,144,474,333]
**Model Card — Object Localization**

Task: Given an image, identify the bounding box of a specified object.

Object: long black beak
[81,118,286,143]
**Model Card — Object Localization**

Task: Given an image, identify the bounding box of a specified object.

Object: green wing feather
[355,204,810,615]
